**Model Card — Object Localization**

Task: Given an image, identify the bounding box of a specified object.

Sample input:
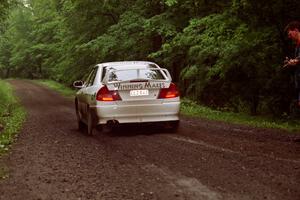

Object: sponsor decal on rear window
[113,82,166,90]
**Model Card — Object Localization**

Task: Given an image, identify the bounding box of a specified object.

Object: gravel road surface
[0,80,299,200]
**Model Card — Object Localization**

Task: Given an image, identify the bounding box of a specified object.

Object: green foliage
[181,98,300,132]
[34,79,75,97]
[0,0,13,26]
[0,80,26,155]
[152,11,283,115]
[163,0,178,7]
[85,11,148,61]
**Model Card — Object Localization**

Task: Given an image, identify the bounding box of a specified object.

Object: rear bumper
[91,100,180,124]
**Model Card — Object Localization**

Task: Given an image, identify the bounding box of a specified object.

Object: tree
[1,0,300,116]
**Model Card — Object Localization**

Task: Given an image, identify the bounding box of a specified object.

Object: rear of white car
[75,61,180,134]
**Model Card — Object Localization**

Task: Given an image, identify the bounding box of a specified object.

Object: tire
[87,109,97,136]
[78,120,85,131]
[75,100,85,131]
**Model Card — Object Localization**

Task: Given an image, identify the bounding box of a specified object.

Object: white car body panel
[91,98,180,124]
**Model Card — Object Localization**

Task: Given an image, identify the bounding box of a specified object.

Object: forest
[0,0,300,117]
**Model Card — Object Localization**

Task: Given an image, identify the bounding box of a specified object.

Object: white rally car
[73,61,180,135]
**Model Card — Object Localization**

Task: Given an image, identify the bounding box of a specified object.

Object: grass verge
[34,79,76,97]
[0,80,26,178]
[34,79,300,132]
[181,99,300,132]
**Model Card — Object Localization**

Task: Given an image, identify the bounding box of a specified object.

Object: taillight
[96,85,121,101]
[158,83,180,99]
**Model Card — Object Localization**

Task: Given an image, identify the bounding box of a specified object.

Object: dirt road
[0,80,299,200]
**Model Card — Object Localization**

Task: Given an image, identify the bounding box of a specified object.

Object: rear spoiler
[102,68,172,84]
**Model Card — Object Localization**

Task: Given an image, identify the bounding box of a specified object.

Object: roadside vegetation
[181,99,300,132]
[34,80,75,97]
[0,80,26,156]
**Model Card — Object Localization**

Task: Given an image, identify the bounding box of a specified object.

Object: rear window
[103,65,165,82]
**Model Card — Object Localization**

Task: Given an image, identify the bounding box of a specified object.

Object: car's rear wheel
[75,100,85,131]
[87,109,97,136]
[78,120,85,131]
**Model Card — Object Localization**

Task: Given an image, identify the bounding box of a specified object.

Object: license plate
[130,90,149,96]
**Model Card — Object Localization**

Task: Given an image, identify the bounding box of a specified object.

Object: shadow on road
[108,124,169,137]
[75,123,175,138]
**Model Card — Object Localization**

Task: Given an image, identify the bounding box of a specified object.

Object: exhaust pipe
[107,120,119,129]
